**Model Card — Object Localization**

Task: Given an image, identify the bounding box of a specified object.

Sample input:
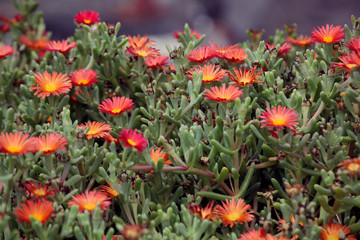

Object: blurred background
[0,0,359,46]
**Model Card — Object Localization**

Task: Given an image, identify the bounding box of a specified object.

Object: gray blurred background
[1,0,359,46]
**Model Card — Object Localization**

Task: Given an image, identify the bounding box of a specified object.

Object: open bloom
[23,181,56,199]
[150,148,171,165]
[98,96,134,115]
[203,83,243,102]
[14,199,53,224]
[126,45,160,58]
[119,128,148,153]
[69,69,99,86]
[20,35,49,51]
[213,198,254,228]
[128,35,155,48]
[103,134,120,144]
[347,36,360,52]
[99,181,119,198]
[30,71,72,99]
[311,24,345,44]
[332,53,358,73]
[0,132,33,155]
[320,223,356,240]
[209,41,238,58]
[74,10,100,25]
[78,121,112,139]
[188,201,215,220]
[259,106,299,131]
[68,190,111,212]
[33,133,68,154]
[265,43,291,55]
[222,48,248,63]
[286,36,313,47]
[339,157,360,175]
[228,68,263,86]
[0,45,15,60]
[144,55,168,68]
[46,39,76,54]
[238,229,267,240]
[185,45,216,63]
[187,64,227,83]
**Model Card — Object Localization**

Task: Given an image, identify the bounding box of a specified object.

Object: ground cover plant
[1,0,360,239]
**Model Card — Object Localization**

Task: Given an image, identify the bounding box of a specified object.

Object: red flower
[185,46,216,63]
[0,45,15,60]
[150,148,171,165]
[188,201,215,220]
[128,35,155,48]
[119,129,148,153]
[144,56,169,68]
[347,36,360,52]
[98,96,134,115]
[46,39,76,54]
[286,36,313,47]
[222,48,248,63]
[203,83,243,102]
[265,43,291,55]
[69,69,99,86]
[33,133,68,154]
[77,121,112,139]
[320,223,356,240]
[30,71,72,99]
[187,64,227,83]
[311,24,345,44]
[14,199,53,224]
[126,45,160,58]
[228,68,263,86]
[23,181,56,199]
[99,181,119,198]
[259,106,299,131]
[209,41,239,58]
[68,190,111,212]
[74,10,100,25]
[332,53,358,72]
[0,132,33,155]
[103,134,120,144]
[238,229,267,240]
[20,35,49,51]
[339,157,360,175]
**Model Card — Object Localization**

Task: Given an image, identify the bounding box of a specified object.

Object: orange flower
[69,69,99,86]
[30,71,72,99]
[74,10,100,25]
[332,53,358,72]
[150,148,171,165]
[20,35,49,51]
[188,201,215,220]
[14,199,53,224]
[187,64,227,83]
[174,29,201,40]
[119,129,148,153]
[128,35,155,48]
[203,83,243,102]
[339,157,360,175]
[228,68,263,86]
[99,181,119,198]
[286,36,313,47]
[103,134,120,144]
[144,56,168,68]
[77,121,112,139]
[0,132,33,155]
[46,39,76,54]
[222,48,248,63]
[209,41,239,58]
[259,106,299,131]
[0,44,14,60]
[126,45,160,58]
[346,36,360,52]
[23,181,56,199]
[265,43,291,55]
[238,229,267,240]
[98,96,134,115]
[320,223,356,240]
[311,24,345,44]
[185,45,216,63]
[213,198,254,228]
[68,190,111,212]
[33,133,68,154]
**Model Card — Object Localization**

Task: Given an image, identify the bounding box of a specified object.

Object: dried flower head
[69,69,99,86]
[68,190,111,212]
[119,129,148,153]
[187,64,227,83]
[33,133,68,154]
[320,223,356,240]
[30,71,72,99]
[46,39,76,54]
[259,106,299,131]
[14,199,53,224]
[228,68,263,86]
[23,181,56,199]
[74,10,100,25]
[77,121,112,139]
[98,96,134,115]
[311,24,345,44]
[0,132,33,155]
[203,83,243,102]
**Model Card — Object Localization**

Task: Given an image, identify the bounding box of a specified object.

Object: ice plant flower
[98,96,134,115]
[14,199,53,224]
[228,67,263,86]
[286,36,313,47]
[0,132,33,155]
[320,223,356,240]
[119,128,148,153]
[126,45,160,58]
[203,83,243,102]
[209,41,239,58]
[0,44,15,60]
[259,106,299,131]
[20,35,49,51]
[238,229,267,240]
[185,45,216,63]
[69,69,99,86]
[77,121,112,139]
[222,48,248,63]
[150,148,171,165]
[346,36,360,52]
[74,10,100,25]
[103,134,120,144]
[68,190,111,212]
[30,71,72,99]
[213,198,254,228]
[265,43,292,55]
[144,55,168,68]
[23,181,56,199]
[174,29,201,40]
[339,157,360,175]
[186,64,227,83]
[128,34,155,48]
[46,39,76,54]
[311,24,345,44]
[99,181,119,198]
[188,201,215,220]
[121,224,145,240]
[33,133,68,154]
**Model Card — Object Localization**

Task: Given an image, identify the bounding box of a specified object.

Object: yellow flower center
[84,19,91,24]
[136,50,148,57]
[127,139,136,146]
[226,212,240,221]
[202,76,215,82]
[325,233,339,240]
[31,213,45,222]
[111,108,123,114]
[78,79,89,85]
[44,83,58,92]
[6,145,22,154]
[272,118,286,126]
[83,202,97,210]
[240,77,251,84]
[346,64,357,69]
[86,129,98,135]
[323,36,334,43]
[33,188,46,196]
[347,163,360,172]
